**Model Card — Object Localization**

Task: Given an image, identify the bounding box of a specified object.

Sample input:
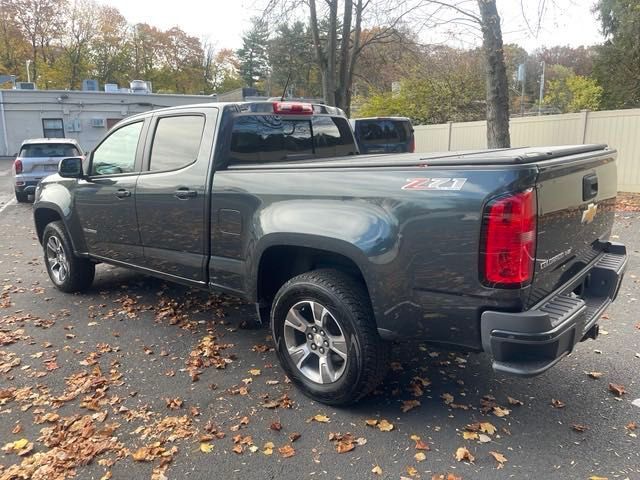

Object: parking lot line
[0,197,16,214]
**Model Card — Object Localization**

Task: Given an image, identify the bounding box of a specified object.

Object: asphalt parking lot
[0,162,639,479]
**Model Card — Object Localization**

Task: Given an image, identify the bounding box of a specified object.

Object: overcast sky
[104,0,603,52]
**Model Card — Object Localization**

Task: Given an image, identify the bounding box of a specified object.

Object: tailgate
[528,149,618,307]
[22,157,59,174]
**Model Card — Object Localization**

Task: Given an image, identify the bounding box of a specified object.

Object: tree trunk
[325,0,338,106]
[335,0,353,110]
[309,0,330,103]
[477,0,510,148]
[343,0,363,117]
[31,42,37,82]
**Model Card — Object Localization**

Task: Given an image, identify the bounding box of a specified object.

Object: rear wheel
[15,191,28,203]
[43,221,95,293]
[271,269,389,405]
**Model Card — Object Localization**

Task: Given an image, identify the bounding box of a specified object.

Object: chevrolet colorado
[33,101,627,405]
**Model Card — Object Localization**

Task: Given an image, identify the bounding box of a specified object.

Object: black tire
[42,221,95,293]
[15,191,29,203]
[271,269,390,405]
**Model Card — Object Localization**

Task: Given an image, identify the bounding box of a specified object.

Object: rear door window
[149,115,206,172]
[19,144,80,158]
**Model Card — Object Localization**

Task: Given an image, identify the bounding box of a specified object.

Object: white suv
[12,138,83,202]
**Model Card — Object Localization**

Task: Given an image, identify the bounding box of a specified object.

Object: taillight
[481,188,537,287]
[272,102,313,115]
[408,135,415,153]
[14,159,23,174]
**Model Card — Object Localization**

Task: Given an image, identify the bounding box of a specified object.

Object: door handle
[115,189,131,198]
[174,188,197,199]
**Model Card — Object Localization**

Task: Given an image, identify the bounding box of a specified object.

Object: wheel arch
[34,206,63,244]
[252,235,377,325]
[34,204,85,255]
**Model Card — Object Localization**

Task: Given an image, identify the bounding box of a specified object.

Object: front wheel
[42,221,95,293]
[271,269,390,405]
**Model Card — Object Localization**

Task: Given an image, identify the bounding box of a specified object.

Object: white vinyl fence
[413,109,640,192]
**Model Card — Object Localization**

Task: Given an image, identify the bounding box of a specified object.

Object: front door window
[91,121,143,176]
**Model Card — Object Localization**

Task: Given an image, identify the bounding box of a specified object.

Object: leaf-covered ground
[0,204,638,480]
[617,193,640,212]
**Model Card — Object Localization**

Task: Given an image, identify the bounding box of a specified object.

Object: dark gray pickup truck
[33,101,627,405]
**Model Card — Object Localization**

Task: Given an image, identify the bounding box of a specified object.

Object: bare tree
[415,0,510,147]
[270,0,421,116]
[264,0,511,144]
[202,38,216,92]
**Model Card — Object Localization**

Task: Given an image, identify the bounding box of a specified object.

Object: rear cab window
[19,144,80,158]
[229,114,356,164]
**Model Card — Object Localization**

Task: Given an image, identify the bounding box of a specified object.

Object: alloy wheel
[46,235,69,284]
[283,300,348,384]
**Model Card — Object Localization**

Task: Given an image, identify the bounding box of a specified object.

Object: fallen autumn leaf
[377,419,394,432]
[455,446,475,463]
[608,383,626,396]
[489,451,507,468]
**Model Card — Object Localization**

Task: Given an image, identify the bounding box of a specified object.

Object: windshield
[20,144,80,158]
[356,120,411,145]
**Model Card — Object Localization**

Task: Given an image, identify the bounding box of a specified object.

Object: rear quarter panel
[210,165,538,349]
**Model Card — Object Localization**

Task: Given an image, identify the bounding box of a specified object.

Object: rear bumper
[15,180,39,195]
[481,242,627,376]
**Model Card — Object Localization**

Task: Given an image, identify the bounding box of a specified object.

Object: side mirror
[58,157,84,178]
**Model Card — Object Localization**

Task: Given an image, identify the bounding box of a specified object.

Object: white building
[0,89,216,156]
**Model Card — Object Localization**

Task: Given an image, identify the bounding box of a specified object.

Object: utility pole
[518,63,526,117]
[538,61,546,116]
[26,60,31,83]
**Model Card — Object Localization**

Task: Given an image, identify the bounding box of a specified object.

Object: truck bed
[228,144,610,170]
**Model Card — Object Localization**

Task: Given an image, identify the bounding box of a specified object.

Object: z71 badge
[402,177,467,191]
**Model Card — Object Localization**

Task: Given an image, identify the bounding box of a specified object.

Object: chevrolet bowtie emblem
[581,202,598,224]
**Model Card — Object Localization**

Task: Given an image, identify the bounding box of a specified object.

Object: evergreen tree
[593,0,640,109]
[236,17,269,89]
[268,21,320,97]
